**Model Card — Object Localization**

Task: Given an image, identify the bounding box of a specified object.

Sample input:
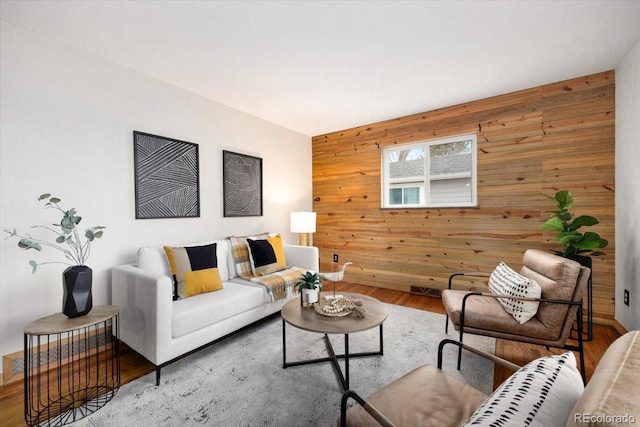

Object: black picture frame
[223,150,263,217]
[133,131,200,219]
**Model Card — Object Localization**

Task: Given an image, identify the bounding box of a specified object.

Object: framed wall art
[223,150,263,217]
[133,131,200,219]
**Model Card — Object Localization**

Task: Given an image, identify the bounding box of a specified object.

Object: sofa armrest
[112,264,174,366]
[284,244,319,272]
[567,331,640,426]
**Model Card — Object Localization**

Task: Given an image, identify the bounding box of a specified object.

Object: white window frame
[381,133,477,208]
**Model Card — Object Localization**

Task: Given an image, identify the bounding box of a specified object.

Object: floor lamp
[290,211,316,246]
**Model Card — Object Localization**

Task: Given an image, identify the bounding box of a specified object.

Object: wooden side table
[23,305,120,427]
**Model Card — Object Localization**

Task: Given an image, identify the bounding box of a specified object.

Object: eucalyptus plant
[540,190,607,258]
[3,194,105,272]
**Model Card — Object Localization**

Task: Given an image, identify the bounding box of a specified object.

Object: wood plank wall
[312,71,615,323]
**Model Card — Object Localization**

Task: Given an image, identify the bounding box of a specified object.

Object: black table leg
[282,321,385,391]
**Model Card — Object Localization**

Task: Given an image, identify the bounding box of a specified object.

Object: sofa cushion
[229,233,270,279]
[138,239,230,283]
[465,352,584,427]
[164,243,223,299]
[489,261,541,324]
[171,281,265,338]
[247,234,287,276]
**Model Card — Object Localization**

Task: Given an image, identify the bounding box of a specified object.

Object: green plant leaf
[556,231,582,246]
[567,215,599,231]
[573,232,608,250]
[60,217,74,233]
[553,190,573,210]
[29,260,38,273]
[85,230,95,241]
[38,193,51,201]
[94,230,103,239]
[18,239,42,251]
[55,235,66,244]
[49,197,61,203]
[541,217,564,232]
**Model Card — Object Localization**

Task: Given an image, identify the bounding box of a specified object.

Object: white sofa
[112,237,319,385]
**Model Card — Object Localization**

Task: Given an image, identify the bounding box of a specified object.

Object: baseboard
[612,319,629,336]
[2,325,114,386]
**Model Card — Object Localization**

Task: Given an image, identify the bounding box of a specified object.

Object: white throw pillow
[465,352,584,427]
[488,261,541,324]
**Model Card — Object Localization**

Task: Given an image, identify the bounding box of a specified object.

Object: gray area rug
[75,303,494,426]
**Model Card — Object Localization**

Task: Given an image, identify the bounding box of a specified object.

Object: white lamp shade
[290,211,316,233]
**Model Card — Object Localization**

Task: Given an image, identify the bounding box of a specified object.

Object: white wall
[0,22,312,366]
[615,38,640,331]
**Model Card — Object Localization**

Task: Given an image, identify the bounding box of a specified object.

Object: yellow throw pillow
[183,268,222,297]
[164,243,223,299]
[247,234,287,276]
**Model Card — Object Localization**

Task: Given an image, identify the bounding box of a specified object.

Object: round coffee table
[281,292,388,390]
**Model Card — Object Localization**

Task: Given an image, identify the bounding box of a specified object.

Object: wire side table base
[24,306,120,427]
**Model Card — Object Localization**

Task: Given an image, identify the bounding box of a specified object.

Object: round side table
[23,305,121,427]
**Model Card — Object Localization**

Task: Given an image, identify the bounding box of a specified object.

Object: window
[382,134,477,208]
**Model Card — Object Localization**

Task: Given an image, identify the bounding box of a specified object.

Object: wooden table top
[281,292,387,334]
[24,305,119,335]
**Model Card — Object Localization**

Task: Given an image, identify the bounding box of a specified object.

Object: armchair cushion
[442,291,560,342]
[521,249,582,334]
[489,261,541,324]
[465,352,584,427]
[342,364,488,427]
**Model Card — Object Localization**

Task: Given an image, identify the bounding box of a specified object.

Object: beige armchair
[442,248,590,382]
[339,339,520,427]
[339,332,639,427]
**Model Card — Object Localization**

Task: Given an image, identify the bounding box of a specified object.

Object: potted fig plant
[540,190,608,258]
[541,190,607,340]
[297,271,322,307]
[3,193,105,318]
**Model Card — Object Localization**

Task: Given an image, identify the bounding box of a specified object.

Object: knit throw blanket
[250,267,306,302]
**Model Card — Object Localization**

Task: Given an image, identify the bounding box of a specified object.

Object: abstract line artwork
[223,150,263,217]
[134,131,200,219]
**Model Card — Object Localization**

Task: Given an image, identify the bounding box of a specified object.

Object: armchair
[340,332,640,427]
[442,249,590,382]
[339,339,519,427]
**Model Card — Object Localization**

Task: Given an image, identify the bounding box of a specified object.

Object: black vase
[62,265,93,318]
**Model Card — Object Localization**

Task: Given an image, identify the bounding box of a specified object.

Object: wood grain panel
[313,71,615,324]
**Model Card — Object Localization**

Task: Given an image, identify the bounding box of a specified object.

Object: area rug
[75,304,495,426]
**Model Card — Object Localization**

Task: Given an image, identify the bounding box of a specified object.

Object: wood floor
[0,282,621,426]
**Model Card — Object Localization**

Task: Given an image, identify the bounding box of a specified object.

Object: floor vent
[409,286,442,298]
[3,326,113,386]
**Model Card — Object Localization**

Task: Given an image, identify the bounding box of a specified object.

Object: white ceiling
[1,1,639,137]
